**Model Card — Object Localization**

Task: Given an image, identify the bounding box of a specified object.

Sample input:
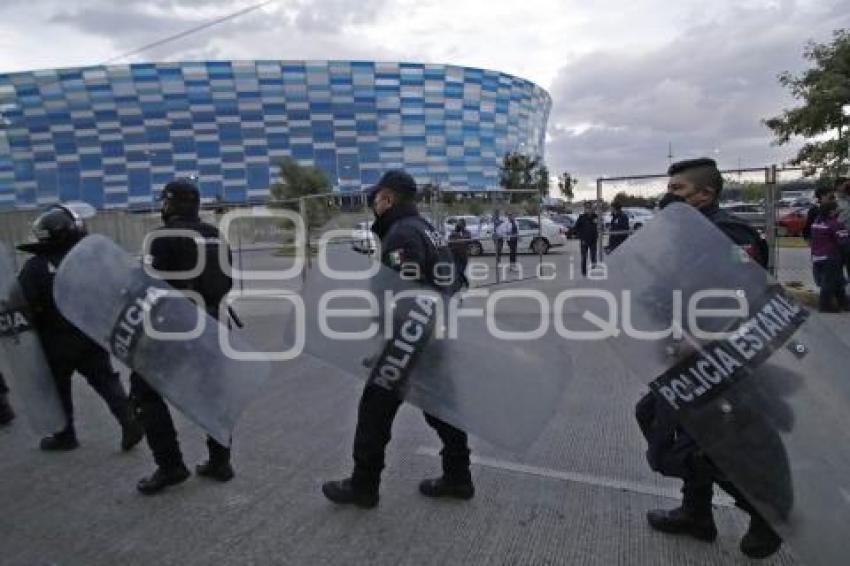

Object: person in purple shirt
[810,200,850,312]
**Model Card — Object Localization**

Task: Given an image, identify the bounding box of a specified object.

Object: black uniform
[448,226,471,289]
[638,202,781,550]
[607,210,629,252]
[350,202,471,495]
[573,211,598,275]
[18,248,135,441]
[505,217,519,266]
[0,373,13,425]
[130,215,233,472]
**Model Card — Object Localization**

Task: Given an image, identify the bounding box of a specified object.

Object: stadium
[0,60,551,210]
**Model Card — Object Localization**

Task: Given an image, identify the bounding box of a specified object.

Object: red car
[776,208,808,237]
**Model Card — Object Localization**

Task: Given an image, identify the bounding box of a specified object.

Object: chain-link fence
[594,165,818,289]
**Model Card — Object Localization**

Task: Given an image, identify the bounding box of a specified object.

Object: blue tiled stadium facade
[0,61,551,210]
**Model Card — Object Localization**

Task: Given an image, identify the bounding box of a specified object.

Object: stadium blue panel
[0,61,550,210]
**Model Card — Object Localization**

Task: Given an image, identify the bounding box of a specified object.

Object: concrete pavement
[3,244,845,565]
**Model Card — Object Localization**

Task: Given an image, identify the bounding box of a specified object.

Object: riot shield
[52,235,272,445]
[290,235,573,451]
[0,243,66,435]
[570,202,849,565]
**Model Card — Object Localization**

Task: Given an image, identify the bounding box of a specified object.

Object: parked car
[351,220,376,254]
[478,216,567,255]
[776,208,808,237]
[603,207,655,231]
[442,215,494,256]
[720,203,766,230]
[549,213,578,238]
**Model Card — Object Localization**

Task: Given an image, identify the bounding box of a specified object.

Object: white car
[351,221,376,254]
[478,216,567,255]
[443,215,494,255]
[603,207,655,231]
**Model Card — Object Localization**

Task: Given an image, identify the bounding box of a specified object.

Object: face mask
[658,192,686,210]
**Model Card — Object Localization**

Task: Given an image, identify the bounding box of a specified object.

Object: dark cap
[159,178,200,202]
[372,169,417,196]
[667,157,718,176]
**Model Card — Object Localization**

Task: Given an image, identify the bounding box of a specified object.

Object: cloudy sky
[1,0,847,197]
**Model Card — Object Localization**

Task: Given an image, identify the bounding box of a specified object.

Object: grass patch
[776,237,808,249]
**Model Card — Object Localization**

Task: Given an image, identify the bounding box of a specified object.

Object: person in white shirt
[496,212,519,271]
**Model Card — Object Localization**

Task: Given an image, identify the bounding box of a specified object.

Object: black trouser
[0,373,8,395]
[45,345,132,434]
[680,454,763,523]
[844,250,850,284]
[455,257,469,288]
[129,372,230,470]
[351,384,471,493]
[813,258,848,310]
[507,237,518,265]
[494,238,504,263]
[580,239,597,276]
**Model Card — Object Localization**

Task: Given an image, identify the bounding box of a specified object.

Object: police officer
[607,201,629,252]
[322,170,474,508]
[573,201,599,276]
[17,205,143,451]
[641,158,781,559]
[132,178,235,495]
[0,373,14,426]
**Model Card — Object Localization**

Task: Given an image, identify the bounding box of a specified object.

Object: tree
[270,157,332,200]
[764,29,850,174]
[611,191,656,208]
[557,172,576,201]
[418,182,438,203]
[499,152,550,197]
[270,157,335,228]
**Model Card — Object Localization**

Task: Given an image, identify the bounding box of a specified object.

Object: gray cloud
[42,0,390,60]
[545,0,850,184]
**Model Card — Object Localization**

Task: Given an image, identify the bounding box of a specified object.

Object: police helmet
[18,204,88,253]
[159,177,201,218]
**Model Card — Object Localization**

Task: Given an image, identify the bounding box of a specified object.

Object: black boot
[196,436,234,482]
[136,465,191,495]
[647,506,717,542]
[195,460,235,482]
[0,394,14,426]
[40,428,79,451]
[740,514,782,559]
[419,476,475,500]
[321,478,378,509]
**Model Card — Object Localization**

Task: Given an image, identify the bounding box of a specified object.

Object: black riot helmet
[17,204,88,254]
[159,177,201,221]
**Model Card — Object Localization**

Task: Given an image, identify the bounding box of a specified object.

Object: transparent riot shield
[0,243,66,435]
[289,233,572,451]
[52,234,272,445]
[568,202,849,565]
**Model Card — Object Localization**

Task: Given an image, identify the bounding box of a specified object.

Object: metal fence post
[299,197,310,279]
[596,177,604,266]
[764,165,778,277]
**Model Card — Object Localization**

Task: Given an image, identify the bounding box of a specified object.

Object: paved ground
[3,243,847,565]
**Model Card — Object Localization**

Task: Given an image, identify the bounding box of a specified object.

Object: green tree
[499,152,550,197]
[557,172,576,201]
[270,157,335,228]
[418,182,438,203]
[764,29,850,174]
[611,191,656,208]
